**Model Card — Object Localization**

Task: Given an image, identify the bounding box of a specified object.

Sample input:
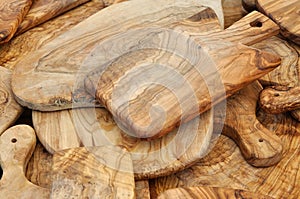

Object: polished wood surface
[0,67,23,134]
[0,0,32,43]
[0,125,50,198]
[16,0,92,35]
[11,0,224,111]
[51,146,135,198]
[257,0,300,45]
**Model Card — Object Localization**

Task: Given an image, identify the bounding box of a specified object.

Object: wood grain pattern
[16,0,91,35]
[158,186,273,199]
[26,142,53,189]
[259,86,300,114]
[11,0,224,111]
[242,0,256,12]
[135,180,150,199]
[151,110,300,198]
[257,0,300,45]
[0,0,32,43]
[85,11,281,139]
[0,67,23,134]
[222,0,247,28]
[214,81,282,167]
[0,0,104,70]
[253,37,299,87]
[0,125,50,198]
[102,0,127,7]
[51,146,135,198]
[33,107,213,180]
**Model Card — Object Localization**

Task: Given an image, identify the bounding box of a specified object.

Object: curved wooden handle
[215,82,282,167]
[0,125,36,171]
[259,86,300,114]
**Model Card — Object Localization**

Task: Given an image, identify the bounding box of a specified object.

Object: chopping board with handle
[85,11,281,139]
[32,7,220,180]
[214,81,283,167]
[0,0,32,43]
[257,0,300,45]
[51,145,135,198]
[0,125,50,198]
[16,0,91,35]
[11,0,225,111]
[158,186,273,199]
[0,67,23,135]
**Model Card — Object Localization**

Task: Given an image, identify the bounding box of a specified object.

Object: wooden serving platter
[0,67,23,134]
[16,0,92,35]
[151,110,300,198]
[85,11,281,139]
[257,0,300,45]
[214,81,282,167]
[158,186,273,199]
[0,0,32,43]
[0,125,50,198]
[11,0,224,112]
[51,145,135,198]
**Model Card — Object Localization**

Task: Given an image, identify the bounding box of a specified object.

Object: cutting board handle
[206,11,280,46]
[0,125,36,174]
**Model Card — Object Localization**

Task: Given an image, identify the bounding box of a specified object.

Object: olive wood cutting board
[32,7,221,180]
[85,11,281,139]
[222,0,247,28]
[0,125,50,198]
[33,107,214,180]
[51,145,135,198]
[158,186,273,199]
[0,0,32,43]
[11,0,225,112]
[257,0,300,45]
[151,111,300,198]
[0,0,104,70]
[242,0,256,12]
[0,67,23,134]
[214,81,282,167]
[16,0,91,35]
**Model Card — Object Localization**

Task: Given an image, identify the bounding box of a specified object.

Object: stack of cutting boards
[0,0,300,198]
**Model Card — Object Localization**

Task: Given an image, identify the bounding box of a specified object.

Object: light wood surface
[0,0,32,43]
[85,11,281,139]
[16,0,91,35]
[0,0,104,70]
[0,125,50,198]
[0,67,23,134]
[257,0,300,45]
[151,110,300,199]
[158,186,273,199]
[215,81,282,167]
[135,180,151,199]
[102,0,127,7]
[11,0,224,111]
[51,145,135,198]
[222,0,247,28]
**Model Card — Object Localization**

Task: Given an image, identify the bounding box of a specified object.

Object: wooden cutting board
[0,67,23,134]
[16,0,91,35]
[85,11,281,139]
[0,0,104,70]
[0,0,32,43]
[242,0,256,12]
[11,0,225,112]
[158,187,273,199]
[222,0,247,28]
[151,111,300,198]
[257,0,300,45]
[214,81,282,167]
[0,125,50,198]
[51,145,135,198]
[102,0,127,7]
[33,107,214,180]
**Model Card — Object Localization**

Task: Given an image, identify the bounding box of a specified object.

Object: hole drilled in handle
[11,138,17,143]
[250,20,263,27]
[274,93,280,97]
[259,138,264,142]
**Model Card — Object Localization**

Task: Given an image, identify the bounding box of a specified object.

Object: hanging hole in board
[250,20,263,27]
[274,93,280,97]
[11,138,17,143]
[259,138,264,142]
